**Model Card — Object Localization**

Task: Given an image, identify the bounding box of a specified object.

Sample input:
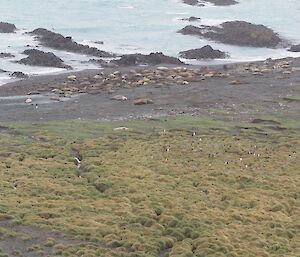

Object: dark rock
[182,0,204,6]
[89,58,118,68]
[183,0,237,6]
[289,44,300,52]
[0,22,16,33]
[94,41,104,45]
[0,52,15,58]
[181,16,201,22]
[113,52,184,66]
[30,28,115,58]
[180,45,227,59]
[206,0,238,5]
[17,49,71,69]
[178,21,283,48]
[11,72,29,79]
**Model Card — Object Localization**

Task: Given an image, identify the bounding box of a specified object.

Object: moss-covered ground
[0,116,299,257]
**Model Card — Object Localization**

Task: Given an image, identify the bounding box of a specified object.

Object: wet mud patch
[0,220,81,256]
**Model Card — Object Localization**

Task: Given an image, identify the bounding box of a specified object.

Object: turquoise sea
[1,0,300,84]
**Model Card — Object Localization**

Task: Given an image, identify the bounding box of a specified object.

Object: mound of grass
[0,116,299,256]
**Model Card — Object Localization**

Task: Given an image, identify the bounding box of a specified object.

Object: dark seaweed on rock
[30,28,115,58]
[0,22,17,33]
[180,45,227,59]
[113,52,184,66]
[17,49,71,69]
[179,21,283,48]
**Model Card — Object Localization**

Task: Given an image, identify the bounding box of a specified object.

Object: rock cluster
[30,28,114,58]
[180,45,227,59]
[17,49,71,69]
[0,22,16,33]
[179,21,283,48]
[113,52,184,66]
[289,44,300,52]
[11,71,29,78]
[0,52,15,58]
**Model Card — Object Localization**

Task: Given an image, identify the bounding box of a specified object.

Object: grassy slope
[0,116,299,257]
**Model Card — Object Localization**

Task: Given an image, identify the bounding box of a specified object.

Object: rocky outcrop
[180,45,227,59]
[11,71,29,78]
[183,0,201,5]
[17,49,71,69]
[206,0,238,5]
[113,52,184,66]
[30,28,114,58]
[289,44,300,52]
[0,22,16,33]
[182,0,237,6]
[181,16,201,22]
[0,53,15,58]
[89,58,118,68]
[178,21,283,48]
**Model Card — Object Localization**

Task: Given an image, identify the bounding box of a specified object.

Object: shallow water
[0,0,300,84]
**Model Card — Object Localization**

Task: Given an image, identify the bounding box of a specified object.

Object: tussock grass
[0,116,299,256]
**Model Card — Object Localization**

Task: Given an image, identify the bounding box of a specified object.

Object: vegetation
[0,116,299,256]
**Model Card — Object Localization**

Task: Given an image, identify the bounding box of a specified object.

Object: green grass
[0,116,299,256]
[283,95,300,102]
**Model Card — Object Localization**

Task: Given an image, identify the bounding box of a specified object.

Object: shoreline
[0,56,299,123]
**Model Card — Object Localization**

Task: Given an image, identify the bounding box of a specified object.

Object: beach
[0,57,299,124]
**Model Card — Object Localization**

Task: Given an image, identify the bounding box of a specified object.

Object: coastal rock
[113,52,184,66]
[182,0,237,6]
[30,28,114,58]
[11,71,29,78]
[206,0,238,5]
[181,16,201,22]
[289,44,300,52]
[89,58,118,68]
[0,22,16,33]
[178,21,283,48]
[0,52,15,58]
[179,45,227,59]
[17,49,71,69]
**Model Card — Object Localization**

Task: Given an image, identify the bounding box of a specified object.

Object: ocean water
[1,0,300,85]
